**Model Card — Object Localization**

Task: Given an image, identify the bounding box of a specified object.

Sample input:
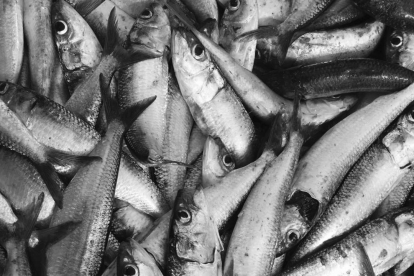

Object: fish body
[352,0,414,32]
[187,125,206,164]
[0,0,24,83]
[386,29,414,72]
[166,187,223,276]
[281,82,414,254]
[257,0,291,26]
[283,21,385,67]
[52,0,103,94]
[223,113,303,276]
[172,27,256,167]
[219,0,259,70]
[259,59,414,100]
[154,76,193,206]
[46,82,155,275]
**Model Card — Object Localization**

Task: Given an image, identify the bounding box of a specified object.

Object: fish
[0,146,56,228]
[219,0,259,70]
[172,26,257,167]
[110,199,154,241]
[119,3,171,164]
[223,98,302,276]
[154,76,193,207]
[181,0,219,43]
[111,0,159,18]
[52,0,103,94]
[352,0,414,32]
[64,7,162,126]
[0,193,43,276]
[257,0,291,26]
[284,208,414,275]
[0,0,24,83]
[280,82,414,255]
[17,47,30,88]
[23,0,64,103]
[63,0,104,17]
[184,155,203,190]
[187,125,207,164]
[257,59,414,100]
[166,187,223,276]
[168,1,357,130]
[46,76,156,276]
[290,107,414,263]
[114,239,163,276]
[284,21,385,67]
[282,242,376,276]
[236,0,336,65]
[386,29,414,71]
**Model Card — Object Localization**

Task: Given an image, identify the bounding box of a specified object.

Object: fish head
[202,136,235,188]
[0,82,37,123]
[386,29,414,71]
[219,0,257,49]
[51,0,102,84]
[171,187,220,264]
[382,106,414,168]
[391,209,414,255]
[128,4,171,55]
[172,27,224,106]
[117,239,163,276]
[278,204,311,254]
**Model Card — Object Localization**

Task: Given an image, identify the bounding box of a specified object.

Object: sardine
[52,0,103,94]
[352,0,414,32]
[166,187,223,276]
[282,82,414,254]
[386,29,414,71]
[172,26,256,167]
[219,0,259,70]
[65,7,162,126]
[0,0,24,83]
[46,76,155,276]
[258,59,414,100]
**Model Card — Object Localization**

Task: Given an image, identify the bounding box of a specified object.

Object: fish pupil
[230,0,239,8]
[141,9,152,18]
[391,36,402,47]
[124,265,136,275]
[178,210,189,219]
[0,83,7,92]
[223,154,233,166]
[288,232,298,242]
[194,45,204,56]
[55,21,66,32]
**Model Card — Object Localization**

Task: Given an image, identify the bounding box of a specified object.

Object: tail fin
[75,0,104,17]
[12,193,44,240]
[236,26,293,66]
[35,163,64,209]
[104,8,162,69]
[99,73,156,129]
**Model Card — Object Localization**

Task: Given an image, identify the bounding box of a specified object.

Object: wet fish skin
[187,125,206,164]
[181,0,219,42]
[166,187,223,276]
[154,76,193,207]
[352,0,414,32]
[52,0,103,94]
[281,83,414,255]
[0,147,56,228]
[258,59,414,100]
[0,0,24,83]
[46,79,156,276]
[23,0,62,102]
[386,29,414,72]
[219,0,259,70]
[257,0,291,26]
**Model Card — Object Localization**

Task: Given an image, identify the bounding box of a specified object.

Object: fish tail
[35,163,64,209]
[290,90,302,134]
[236,26,292,66]
[104,8,160,69]
[75,0,105,17]
[12,193,44,240]
[99,73,156,128]
[32,220,82,250]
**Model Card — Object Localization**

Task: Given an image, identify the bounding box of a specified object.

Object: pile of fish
[2,0,414,275]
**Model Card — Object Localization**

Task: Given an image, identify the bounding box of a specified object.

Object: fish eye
[390,34,403,48]
[123,264,139,276]
[177,209,191,223]
[229,0,240,11]
[222,154,234,168]
[140,8,153,19]
[286,230,300,244]
[408,109,414,122]
[55,20,68,35]
[192,44,205,60]
[0,83,9,94]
